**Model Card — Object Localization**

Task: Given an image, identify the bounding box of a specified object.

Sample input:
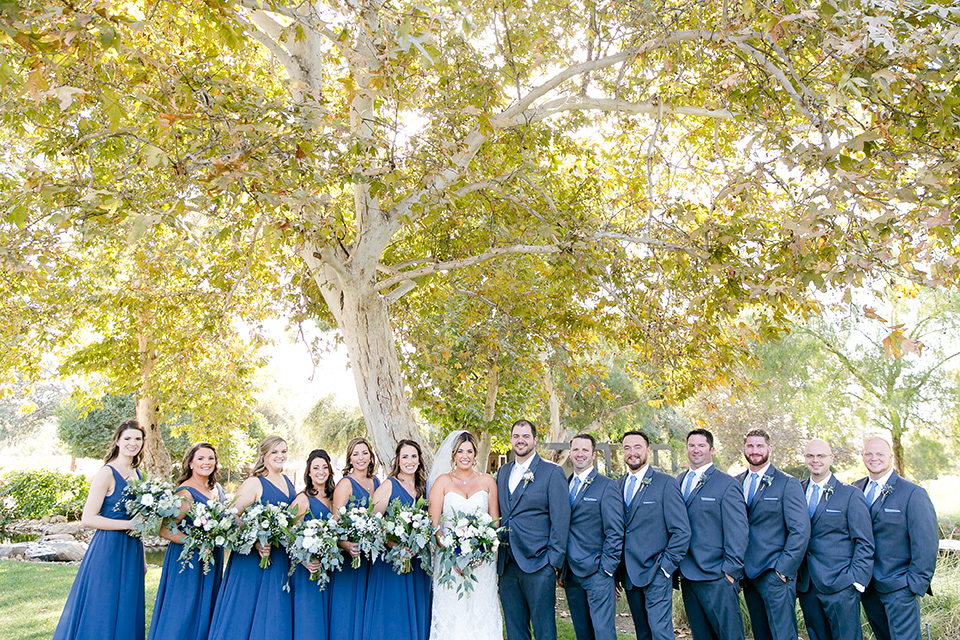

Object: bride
[427,431,503,640]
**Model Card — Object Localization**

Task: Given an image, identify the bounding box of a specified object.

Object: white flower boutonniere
[760,474,773,488]
[693,473,707,492]
[640,476,653,489]
[823,484,835,498]
[522,471,535,487]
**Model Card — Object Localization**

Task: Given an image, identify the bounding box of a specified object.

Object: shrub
[0,469,89,523]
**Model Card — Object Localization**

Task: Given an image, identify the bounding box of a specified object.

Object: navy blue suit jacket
[735,465,810,580]
[497,453,571,574]
[617,466,690,589]
[853,471,938,595]
[797,475,874,594]
[677,465,749,582]
[565,469,625,578]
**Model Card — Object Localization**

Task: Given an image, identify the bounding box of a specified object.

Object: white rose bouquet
[118,478,182,539]
[285,514,343,590]
[382,497,433,575]
[235,502,296,569]
[177,499,239,574]
[434,509,502,597]
[336,503,385,569]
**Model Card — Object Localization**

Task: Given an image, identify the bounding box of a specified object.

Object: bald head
[804,439,834,482]
[862,436,893,479]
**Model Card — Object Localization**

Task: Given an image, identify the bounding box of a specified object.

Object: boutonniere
[693,473,707,492]
[640,476,652,488]
[823,484,834,498]
[522,471,535,486]
[879,484,893,504]
[760,474,773,488]
[582,476,595,488]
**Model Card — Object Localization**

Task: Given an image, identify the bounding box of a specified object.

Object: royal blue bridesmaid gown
[328,476,380,640]
[363,478,432,640]
[53,467,145,640]
[292,494,333,640]
[207,476,296,640]
[147,485,225,640]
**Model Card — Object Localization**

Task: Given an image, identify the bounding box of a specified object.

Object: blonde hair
[251,435,287,477]
[343,437,377,478]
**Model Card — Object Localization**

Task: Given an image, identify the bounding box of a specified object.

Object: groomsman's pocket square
[642,501,657,505]
[583,497,598,502]
[762,497,779,501]
[699,497,717,502]
[825,509,842,513]
[883,508,901,513]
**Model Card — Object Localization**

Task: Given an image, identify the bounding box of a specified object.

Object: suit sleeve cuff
[661,567,670,578]
[853,582,865,593]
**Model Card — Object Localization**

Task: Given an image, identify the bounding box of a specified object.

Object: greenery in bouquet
[285,514,343,590]
[118,477,182,539]
[336,502,385,569]
[177,498,240,574]
[434,509,502,597]
[382,496,433,575]
[235,502,297,569]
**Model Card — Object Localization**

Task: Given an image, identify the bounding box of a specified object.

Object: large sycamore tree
[2,0,959,463]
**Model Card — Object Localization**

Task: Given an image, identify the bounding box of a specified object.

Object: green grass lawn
[0,561,162,640]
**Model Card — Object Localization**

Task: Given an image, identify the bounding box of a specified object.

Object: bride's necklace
[451,471,475,486]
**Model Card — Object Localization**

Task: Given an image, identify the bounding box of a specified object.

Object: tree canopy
[3,0,960,464]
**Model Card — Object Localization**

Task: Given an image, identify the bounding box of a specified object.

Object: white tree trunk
[477,362,499,472]
[136,334,172,479]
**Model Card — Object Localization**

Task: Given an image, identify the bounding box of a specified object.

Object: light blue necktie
[746,472,760,505]
[624,474,638,506]
[808,483,820,519]
[865,480,879,505]
[570,476,582,506]
[682,472,694,500]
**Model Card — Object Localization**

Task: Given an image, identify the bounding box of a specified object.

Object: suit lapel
[748,467,775,513]
[627,466,653,521]
[871,471,897,518]
[688,465,714,504]
[499,461,516,517]
[811,475,834,525]
[571,468,596,510]
[511,454,540,508]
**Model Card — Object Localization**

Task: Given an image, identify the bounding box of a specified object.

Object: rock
[0,543,28,560]
[24,540,87,563]
[45,523,83,537]
[40,516,52,524]
[43,534,77,542]
[52,515,67,524]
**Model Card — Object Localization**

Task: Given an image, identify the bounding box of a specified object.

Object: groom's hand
[555,567,563,588]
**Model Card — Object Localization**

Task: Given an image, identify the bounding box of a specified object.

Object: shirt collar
[809,472,832,492]
[746,463,771,481]
[513,455,533,474]
[629,465,649,481]
[572,468,593,484]
[688,462,713,479]
[871,468,895,488]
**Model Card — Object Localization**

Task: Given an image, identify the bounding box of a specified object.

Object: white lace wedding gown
[429,490,503,640]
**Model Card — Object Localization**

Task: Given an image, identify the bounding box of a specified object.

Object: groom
[498,419,571,640]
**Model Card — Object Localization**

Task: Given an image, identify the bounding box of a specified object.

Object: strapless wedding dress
[428,490,503,640]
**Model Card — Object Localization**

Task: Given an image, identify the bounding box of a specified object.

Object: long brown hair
[251,435,287,477]
[449,431,478,467]
[343,437,377,479]
[103,420,145,468]
[304,449,335,499]
[390,439,426,498]
[175,442,220,490]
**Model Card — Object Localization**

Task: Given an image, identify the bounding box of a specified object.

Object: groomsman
[736,428,810,640]
[617,430,690,640]
[797,438,874,640]
[561,433,624,640]
[498,419,571,640]
[677,428,749,640]
[854,437,938,640]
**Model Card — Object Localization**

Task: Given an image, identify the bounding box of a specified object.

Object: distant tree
[55,394,190,471]
[297,395,367,461]
[0,373,69,446]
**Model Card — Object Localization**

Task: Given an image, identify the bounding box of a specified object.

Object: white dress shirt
[508,456,534,494]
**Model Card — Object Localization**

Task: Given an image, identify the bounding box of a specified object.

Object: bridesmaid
[148,442,225,640]
[291,449,337,640]
[364,440,432,640]
[328,436,380,640]
[53,420,146,640]
[207,435,296,640]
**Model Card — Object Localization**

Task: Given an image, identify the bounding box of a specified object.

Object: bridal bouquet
[285,515,343,590]
[177,499,240,574]
[382,497,433,575]
[434,509,502,596]
[118,478,183,539]
[336,503,385,569]
[235,502,296,569]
